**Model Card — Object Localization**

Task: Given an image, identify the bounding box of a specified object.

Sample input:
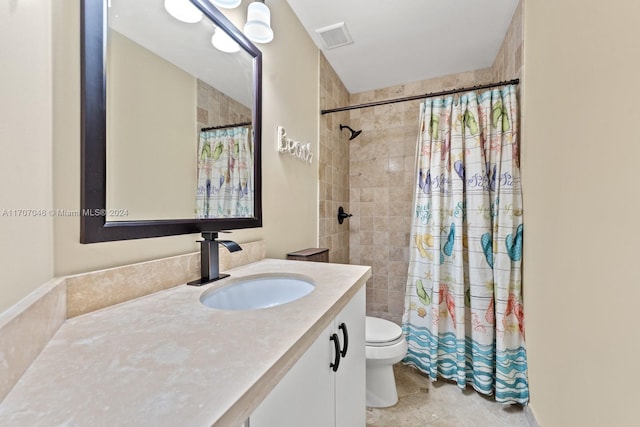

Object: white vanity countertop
[0,259,371,426]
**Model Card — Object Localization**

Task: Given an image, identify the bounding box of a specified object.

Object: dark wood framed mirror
[80,0,262,243]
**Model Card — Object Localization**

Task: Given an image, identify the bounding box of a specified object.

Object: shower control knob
[337,206,352,224]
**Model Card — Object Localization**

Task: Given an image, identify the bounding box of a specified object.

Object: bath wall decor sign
[276,126,313,164]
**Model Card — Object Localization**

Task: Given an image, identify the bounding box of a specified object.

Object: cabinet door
[334,287,366,427]
[250,322,334,427]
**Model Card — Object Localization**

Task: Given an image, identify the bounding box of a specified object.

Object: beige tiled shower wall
[319,53,350,264]
[196,80,252,130]
[492,0,523,81]
[492,0,524,136]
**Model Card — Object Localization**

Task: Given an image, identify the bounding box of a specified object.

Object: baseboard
[524,405,540,427]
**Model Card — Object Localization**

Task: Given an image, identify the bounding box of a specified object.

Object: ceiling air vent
[315,22,353,50]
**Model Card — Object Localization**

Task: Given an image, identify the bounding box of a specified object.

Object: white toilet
[365,316,408,408]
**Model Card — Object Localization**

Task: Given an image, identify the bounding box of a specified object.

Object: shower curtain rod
[320,78,519,115]
[200,121,252,132]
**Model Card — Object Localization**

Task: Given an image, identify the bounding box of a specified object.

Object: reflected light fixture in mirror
[244,1,274,44]
[211,0,242,8]
[164,0,203,23]
[211,26,241,52]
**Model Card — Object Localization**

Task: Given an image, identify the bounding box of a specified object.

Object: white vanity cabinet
[249,287,366,427]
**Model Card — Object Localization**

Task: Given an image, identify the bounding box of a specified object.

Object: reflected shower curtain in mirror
[196,126,253,218]
[402,84,529,404]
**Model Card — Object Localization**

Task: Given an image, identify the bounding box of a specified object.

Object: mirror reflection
[106,0,255,221]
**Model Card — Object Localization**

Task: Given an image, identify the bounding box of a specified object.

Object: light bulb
[164,0,203,24]
[211,27,240,53]
[211,0,242,9]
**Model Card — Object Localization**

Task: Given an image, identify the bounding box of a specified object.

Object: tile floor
[366,364,530,427]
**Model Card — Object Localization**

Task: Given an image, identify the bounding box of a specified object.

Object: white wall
[522,0,640,425]
[0,0,54,312]
[0,0,319,310]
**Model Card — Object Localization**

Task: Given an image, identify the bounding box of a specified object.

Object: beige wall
[52,0,199,277]
[319,53,350,264]
[522,0,640,425]
[211,0,320,257]
[233,0,319,258]
[0,1,54,312]
[6,0,638,424]
[49,0,319,277]
[107,30,197,221]
[1,0,319,309]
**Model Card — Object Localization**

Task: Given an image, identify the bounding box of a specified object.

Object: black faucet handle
[203,230,234,239]
[201,230,234,241]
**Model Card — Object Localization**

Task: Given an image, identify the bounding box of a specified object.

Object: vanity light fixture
[211,26,241,53]
[244,0,274,44]
[211,0,242,8]
[164,0,203,23]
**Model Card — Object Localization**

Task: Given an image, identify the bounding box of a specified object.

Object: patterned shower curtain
[195,126,253,218]
[402,84,528,404]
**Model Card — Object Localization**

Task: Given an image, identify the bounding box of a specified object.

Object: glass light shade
[211,0,242,9]
[164,0,203,23]
[211,28,240,53]
[244,2,274,43]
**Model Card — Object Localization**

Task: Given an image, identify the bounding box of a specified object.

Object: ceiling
[286,0,519,94]
[109,0,254,107]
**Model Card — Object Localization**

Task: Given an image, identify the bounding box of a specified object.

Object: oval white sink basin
[200,274,315,310]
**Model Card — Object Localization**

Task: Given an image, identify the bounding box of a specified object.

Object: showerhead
[339,124,362,141]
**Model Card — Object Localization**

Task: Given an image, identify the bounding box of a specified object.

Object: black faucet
[187,232,242,286]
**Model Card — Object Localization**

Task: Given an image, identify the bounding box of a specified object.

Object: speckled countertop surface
[0,259,371,427]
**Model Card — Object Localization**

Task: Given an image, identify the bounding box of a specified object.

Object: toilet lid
[366,316,403,344]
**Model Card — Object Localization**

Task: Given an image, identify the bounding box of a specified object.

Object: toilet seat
[365,316,404,347]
